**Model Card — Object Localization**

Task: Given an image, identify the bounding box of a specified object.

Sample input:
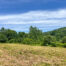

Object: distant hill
[44,27,66,40]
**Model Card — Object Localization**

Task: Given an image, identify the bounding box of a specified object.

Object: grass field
[0,43,66,66]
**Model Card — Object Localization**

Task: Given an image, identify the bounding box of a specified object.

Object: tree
[22,38,33,44]
[43,35,56,46]
[0,27,5,32]
[18,32,28,38]
[5,29,17,40]
[44,27,66,41]
[61,36,66,43]
[29,26,43,40]
[0,34,8,43]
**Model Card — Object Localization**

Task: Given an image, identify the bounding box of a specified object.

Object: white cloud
[0,9,66,27]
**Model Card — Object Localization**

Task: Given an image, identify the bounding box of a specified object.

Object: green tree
[44,27,66,41]
[5,29,17,40]
[43,35,56,46]
[0,34,8,43]
[18,32,28,38]
[29,26,43,40]
[0,27,5,32]
[61,36,66,43]
[22,38,33,44]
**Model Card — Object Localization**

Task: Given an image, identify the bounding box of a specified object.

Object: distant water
[0,24,65,33]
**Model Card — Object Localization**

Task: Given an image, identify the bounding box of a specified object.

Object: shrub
[43,35,56,46]
[61,36,66,43]
[51,42,57,47]
[54,42,66,48]
[22,38,33,44]
[9,39,17,43]
[0,34,8,43]
[62,43,66,48]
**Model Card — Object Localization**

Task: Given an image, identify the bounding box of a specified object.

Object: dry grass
[0,43,66,66]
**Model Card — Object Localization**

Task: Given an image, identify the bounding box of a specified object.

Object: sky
[0,0,66,32]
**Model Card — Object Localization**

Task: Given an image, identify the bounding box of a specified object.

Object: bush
[9,38,23,43]
[0,34,8,43]
[62,43,66,48]
[53,42,66,48]
[9,39,17,43]
[17,38,23,43]
[51,42,57,47]
[4,29,17,40]
[22,38,33,44]
[61,36,66,43]
[43,35,56,46]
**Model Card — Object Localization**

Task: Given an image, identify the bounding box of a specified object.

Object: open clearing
[0,43,66,66]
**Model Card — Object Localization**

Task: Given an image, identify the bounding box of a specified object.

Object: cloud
[0,9,66,25]
[0,9,66,32]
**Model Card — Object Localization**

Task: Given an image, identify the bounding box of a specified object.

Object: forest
[0,26,66,47]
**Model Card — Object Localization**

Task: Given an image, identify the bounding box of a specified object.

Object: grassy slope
[0,43,66,66]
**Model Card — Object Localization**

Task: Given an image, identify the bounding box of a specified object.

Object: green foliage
[0,28,17,40]
[0,34,8,43]
[29,26,44,44]
[52,42,66,48]
[9,38,23,43]
[29,26,43,40]
[9,39,17,43]
[5,29,17,40]
[18,32,28,38]
[61,36,66,43]
[44,27,66,41]
[63,43,66,48]
[50,42,57,47]
[17,38,23,43]
[43,35,56,46]
[22,38,33,44]
[0,27,66,48]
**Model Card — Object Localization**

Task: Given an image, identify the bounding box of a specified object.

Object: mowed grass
[0,43,66,66]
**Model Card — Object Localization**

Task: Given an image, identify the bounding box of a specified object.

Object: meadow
[0,43,66,66]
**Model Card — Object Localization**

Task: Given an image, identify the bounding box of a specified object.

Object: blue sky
[0,0,66,32]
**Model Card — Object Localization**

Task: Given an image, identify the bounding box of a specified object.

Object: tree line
[0,26,66,47]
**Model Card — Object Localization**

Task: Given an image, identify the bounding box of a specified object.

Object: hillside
[44,27,66,40]
[0,43,66,66]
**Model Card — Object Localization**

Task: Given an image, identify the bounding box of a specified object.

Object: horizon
[0,25,65,33]
[0,0,66,32]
